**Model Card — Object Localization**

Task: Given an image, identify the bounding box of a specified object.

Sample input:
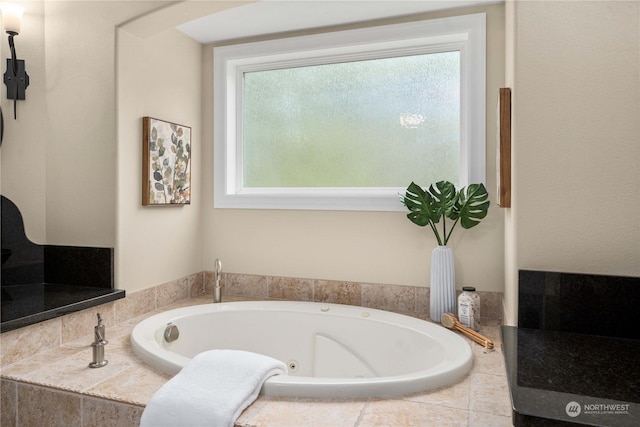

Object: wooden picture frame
[142,117,191,206]
[497,88,511,207]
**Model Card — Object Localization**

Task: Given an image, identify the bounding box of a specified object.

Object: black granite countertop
[1,195,123,333]
[1,284,125,332]
[502,326,640,426]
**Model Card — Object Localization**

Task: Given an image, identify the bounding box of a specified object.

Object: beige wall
[115,26,203,293]
[1,1,46,243]
[112,1,260,293]
[503,0,640,324]
[202,4,507,292]
[0,1,204,293]
[1,1,163,247]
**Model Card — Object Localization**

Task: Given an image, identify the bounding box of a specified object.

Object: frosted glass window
[214,13,486,211]
[242,52,460,188]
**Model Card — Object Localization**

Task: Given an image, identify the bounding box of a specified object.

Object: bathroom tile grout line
[353,400,369,427]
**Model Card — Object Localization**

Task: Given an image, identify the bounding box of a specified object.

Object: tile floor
[1,294,512,427]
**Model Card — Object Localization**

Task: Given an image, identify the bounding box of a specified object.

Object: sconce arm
[7,32,18,76]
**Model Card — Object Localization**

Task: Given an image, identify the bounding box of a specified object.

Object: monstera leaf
[452,183,490,229]
[428,181,457,221]
[402,180,490,246]
[404,182,439,227]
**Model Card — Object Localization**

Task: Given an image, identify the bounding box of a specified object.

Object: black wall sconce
[2,3,28,120]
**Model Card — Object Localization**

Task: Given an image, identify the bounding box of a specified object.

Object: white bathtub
[130,301,472,399]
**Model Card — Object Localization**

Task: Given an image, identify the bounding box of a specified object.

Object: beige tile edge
[1,272,205,367]
[2,378,144,427]
[207,271,504,320]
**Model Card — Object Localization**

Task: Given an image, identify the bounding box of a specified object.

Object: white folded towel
[140,349,287,427]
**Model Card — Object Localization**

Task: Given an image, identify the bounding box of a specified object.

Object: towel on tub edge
[140,349,287,427]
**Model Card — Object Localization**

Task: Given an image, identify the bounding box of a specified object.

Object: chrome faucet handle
[213,258,222,303]
[214,258,222,279]
[94,313,107,344]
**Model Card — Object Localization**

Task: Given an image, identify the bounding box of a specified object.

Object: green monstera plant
[402,180,490,246]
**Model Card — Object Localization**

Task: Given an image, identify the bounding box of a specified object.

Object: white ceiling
[176,0,500,44]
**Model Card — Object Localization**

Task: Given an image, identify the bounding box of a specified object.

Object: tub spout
[214,258,222,303]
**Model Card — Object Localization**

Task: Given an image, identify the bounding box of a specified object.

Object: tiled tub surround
[208,272,505,321]
[502,270,640,427]
[2,272,509,426]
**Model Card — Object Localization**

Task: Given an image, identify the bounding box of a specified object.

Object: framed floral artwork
[142,117,191,205]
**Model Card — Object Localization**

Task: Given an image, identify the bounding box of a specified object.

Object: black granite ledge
[1,195,122,333]
[502,326,640,427]
[518,270,640,340]
[1,284,125,333]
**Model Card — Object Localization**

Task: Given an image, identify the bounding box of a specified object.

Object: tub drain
[287,360,299,372]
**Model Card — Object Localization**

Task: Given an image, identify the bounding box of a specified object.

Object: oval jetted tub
[131,300,472,399]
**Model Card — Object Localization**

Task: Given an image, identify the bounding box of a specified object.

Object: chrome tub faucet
[89,313,108,368]
[214,258,222,303]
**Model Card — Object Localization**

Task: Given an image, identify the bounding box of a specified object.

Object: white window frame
[214,13,486,211]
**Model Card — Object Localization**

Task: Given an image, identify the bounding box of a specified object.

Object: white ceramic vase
[430,246,456,323]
